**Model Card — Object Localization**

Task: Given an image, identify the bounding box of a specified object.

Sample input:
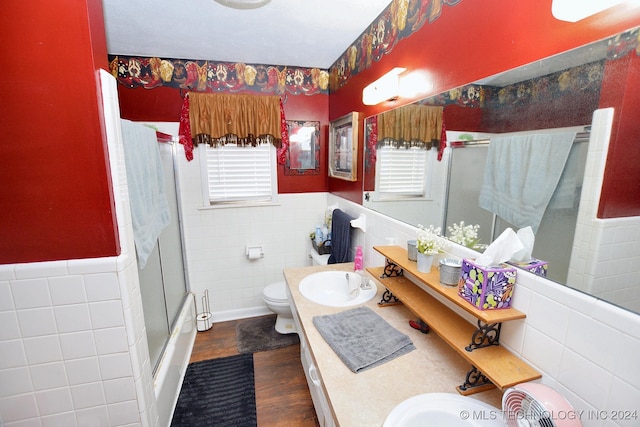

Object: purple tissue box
[457,259,517,310]
[508,258,548,277]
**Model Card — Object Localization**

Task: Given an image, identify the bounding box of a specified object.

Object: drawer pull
[309,364,321,386]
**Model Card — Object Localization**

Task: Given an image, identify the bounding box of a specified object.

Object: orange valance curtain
[189,92,283,147]
[377,105,443,148]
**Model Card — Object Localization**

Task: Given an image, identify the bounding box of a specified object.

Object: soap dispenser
[354,246,363,272]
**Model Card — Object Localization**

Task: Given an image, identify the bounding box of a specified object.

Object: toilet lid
[263,281,287,301]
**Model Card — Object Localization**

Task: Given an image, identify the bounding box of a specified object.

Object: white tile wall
[568,108,640,313]
[0,256,151,426]
[175,143,331,320]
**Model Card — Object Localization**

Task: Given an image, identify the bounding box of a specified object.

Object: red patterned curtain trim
[367,115,378,166]
[277,98,289,165]
[437,115,447,161]
[178,95,194,161]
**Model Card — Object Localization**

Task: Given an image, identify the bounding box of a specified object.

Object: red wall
[0,0,119,264]
[328,0,640,211]
[276,94,330,194]
[598,52,640,217]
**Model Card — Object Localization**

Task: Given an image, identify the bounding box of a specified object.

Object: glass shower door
[138,140,188,373]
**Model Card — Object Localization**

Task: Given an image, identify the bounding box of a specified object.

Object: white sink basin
[383,393,503,427]
[298,271,377,307]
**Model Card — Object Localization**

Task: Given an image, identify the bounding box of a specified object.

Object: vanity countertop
[283,263,503,427]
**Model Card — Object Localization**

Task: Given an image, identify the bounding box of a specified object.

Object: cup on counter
[407,240,417,261]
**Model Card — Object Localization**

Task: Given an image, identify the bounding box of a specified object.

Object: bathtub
[153,295,197,427]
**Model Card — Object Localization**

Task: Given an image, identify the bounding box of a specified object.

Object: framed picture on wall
[329,112,361,181]
[284,120,321,175]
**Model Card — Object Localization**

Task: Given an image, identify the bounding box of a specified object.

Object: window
[374,146,432,199]
[199,143,277,205]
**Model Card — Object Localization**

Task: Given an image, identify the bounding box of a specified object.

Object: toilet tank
[309,250,330,266]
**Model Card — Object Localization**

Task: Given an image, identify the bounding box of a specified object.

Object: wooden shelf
[373,246,526,324]
[367,246,541,394]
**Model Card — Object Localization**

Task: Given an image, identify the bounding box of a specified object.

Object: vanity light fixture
[362,67,407,106]
[552,0,640,22]
[214,0,271,10]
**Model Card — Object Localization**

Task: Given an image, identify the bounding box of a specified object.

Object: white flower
[416,224,448,255]
[447,221,480,248]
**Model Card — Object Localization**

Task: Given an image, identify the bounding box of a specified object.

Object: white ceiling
[102,0,393,69]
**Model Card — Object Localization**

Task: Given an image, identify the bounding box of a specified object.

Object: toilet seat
[263,281,287,303]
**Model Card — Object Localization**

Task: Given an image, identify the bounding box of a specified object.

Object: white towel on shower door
[121,119,171,269]
[478,132,576,234]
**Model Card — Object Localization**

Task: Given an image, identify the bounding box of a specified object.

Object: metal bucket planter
[407,240,417,261]
[439,258,462,286]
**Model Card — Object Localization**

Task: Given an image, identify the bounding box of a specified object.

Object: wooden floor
[190,316,320,427]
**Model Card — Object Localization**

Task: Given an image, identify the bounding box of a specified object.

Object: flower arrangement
[447,221,480,249]
[416,224,448,255]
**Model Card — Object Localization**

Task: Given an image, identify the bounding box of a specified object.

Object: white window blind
[376,146,429,197]
[200,144,276,204]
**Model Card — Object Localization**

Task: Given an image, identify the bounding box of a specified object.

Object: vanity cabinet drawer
[300,340,335,427]
[288,283,336,427]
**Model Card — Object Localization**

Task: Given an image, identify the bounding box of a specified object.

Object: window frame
[198,143,278,207]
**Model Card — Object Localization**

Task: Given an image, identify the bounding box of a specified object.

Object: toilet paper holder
[246,245,264,260]
[194,290,213,332]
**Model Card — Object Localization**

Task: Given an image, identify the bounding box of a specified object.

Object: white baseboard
[211,306,273,323]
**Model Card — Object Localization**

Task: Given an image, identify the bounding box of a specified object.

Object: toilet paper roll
[247,247,262,260]
[196,312,213,332]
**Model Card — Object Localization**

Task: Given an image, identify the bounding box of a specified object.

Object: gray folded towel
[313,306,415,373]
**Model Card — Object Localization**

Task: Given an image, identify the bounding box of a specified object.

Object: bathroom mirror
[363,27,640,315]
[284,120,320,175]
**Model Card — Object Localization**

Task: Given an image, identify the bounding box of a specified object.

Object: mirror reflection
[285,120,320,175]
[364,27,640,315]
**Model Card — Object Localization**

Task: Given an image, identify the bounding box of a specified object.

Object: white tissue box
[457,259,517,310]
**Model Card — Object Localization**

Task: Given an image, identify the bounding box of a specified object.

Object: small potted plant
[416,224,447,272]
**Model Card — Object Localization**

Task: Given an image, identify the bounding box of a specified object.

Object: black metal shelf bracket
[458,366,493,393]
[465,321,502,351]
[381,258,404,278]
[379,289,401,305]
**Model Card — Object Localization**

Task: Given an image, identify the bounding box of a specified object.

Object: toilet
[309,249,331,267]
[262,249,330,334]
[263,281,297,334]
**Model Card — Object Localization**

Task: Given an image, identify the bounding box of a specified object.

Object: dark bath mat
[236,315,299,354]
[170,353,256,427]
